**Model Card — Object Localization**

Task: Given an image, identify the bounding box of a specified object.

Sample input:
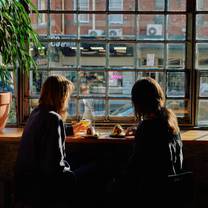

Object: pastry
[111,124,125,136]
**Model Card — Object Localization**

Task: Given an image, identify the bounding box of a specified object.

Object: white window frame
[38,0,46,24]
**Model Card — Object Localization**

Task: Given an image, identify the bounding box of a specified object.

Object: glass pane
[31,42,48,67]
[196,43,208,69]
[50,14,78,35]
[167,72,185,97]
[7,98,16,124]
[137,0,165,11]
[109,14,135,39]
[167,44,185,69]
[198,100,208,126]
[167,15,186,40]
[30,13,48,35]
[197,0,208,11]
[137,15,164,40]
[50,0,73,10]
[80,42,106,66]
[68,99,76,117]
[80,14,106,38]
[48,41,77,68]
[79,71,106,97]
[166,100,189,118]
[108,72,135,97]
[109,43,134,67]
[196,15,208,40]
[199,73,208,97]
[168,0,186,11]
[137,43,164,69]
[38,0,47,10]
[79,99,105,120]
[109,100,133,117]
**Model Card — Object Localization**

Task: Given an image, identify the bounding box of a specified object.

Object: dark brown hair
[39,75,74,120]
[131,77,179,134]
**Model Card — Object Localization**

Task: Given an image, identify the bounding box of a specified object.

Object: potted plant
[0,0,41,131]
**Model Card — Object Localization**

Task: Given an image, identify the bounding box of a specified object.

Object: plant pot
[0,92,12,132]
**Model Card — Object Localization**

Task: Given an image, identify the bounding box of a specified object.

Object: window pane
[50,0,73,10]
[30,13,48,35]
[196,15,208,40]
[199,73,208,97]
[68,100,77,117]
[137,43,164,69]
[167,44,185,69]
[196,43,208,69]
[7,98,16,124]
[109,14,135,39]
[167,72,185,97]
[48,41,77,68]
[80,14,106,38]
[198,100,208,126]
[137,0,164,11]
[197,0,208,11]
[166,100,189,118]
[168,0,186,11]
[167,15,186,40]
[79,71,106,97]
[108,71,135,97]
[109,43,134,67]
[137,15,164,40]
[109,100,133,117]
[80,42,106,67]
[79,99,105,120]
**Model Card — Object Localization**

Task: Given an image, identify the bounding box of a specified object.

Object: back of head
[131,77,165,116]
[131,77,179,134]
[39,75,74,120]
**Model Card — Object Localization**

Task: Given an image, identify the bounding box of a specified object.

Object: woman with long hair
[15,75,82,207]
[114,77,183,207]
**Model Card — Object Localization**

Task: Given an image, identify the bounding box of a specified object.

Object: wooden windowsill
[1,128,208,143]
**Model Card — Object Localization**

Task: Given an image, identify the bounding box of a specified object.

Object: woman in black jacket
[113,77,183,207]
[15,75,84,207]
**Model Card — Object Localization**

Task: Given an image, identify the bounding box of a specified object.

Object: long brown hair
[131,77,179,134]
[39,75,74,120]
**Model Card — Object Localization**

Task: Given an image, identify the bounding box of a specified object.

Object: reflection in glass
[79,71,106,96]
[167,72,185,97]
[137,43,164,69]
[48,41,77,67]
[108,72,135,97]
[167,15,186,40]
[196,15,208,40]
[80,42,106,66]
[198,100,208,126]
[196,43,208,69]
[68,100,76,117]
[137,15,164,40]
[167,44,185,69]
[109,43,134,67]
[109,100,133,117]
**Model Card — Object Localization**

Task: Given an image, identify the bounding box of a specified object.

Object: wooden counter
[1,128,208,143]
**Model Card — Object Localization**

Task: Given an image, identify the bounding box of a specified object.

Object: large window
[9,0,208,127]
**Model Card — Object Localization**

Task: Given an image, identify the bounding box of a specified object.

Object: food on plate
[111,124,125,137]
[85,126,99,138]
[125,127,137,137]
[79,119,91,128]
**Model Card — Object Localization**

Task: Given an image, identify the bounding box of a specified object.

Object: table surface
[1,128,208,143]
